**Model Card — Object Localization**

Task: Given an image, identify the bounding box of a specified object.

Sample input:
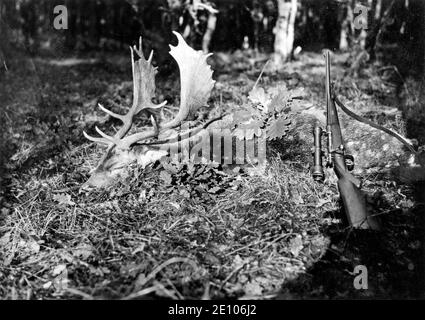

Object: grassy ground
[0,49,424,299]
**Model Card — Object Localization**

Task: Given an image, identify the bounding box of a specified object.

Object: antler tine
[83,131,113,146]
[95,126,119,144]
[98,103,126,122]
[132,36,143,58]
[197,3,219,14]
[151,115,226,154]
[139,115,225,147]
[119,129,158,149]
[130,46,135,78]
[149,100,167,110]
[148,126,209,153]
[148,50,154,64]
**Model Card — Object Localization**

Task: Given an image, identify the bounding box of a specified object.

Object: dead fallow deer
[81,32,237,191]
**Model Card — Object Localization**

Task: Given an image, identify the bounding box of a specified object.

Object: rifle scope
[312,126,325,181]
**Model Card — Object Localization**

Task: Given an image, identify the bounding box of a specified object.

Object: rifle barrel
[324,50,343,149]
[325,50,331,122]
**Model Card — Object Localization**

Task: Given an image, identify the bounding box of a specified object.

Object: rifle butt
[337,176,380,230]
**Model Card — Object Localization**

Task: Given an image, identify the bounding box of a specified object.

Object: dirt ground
[0,49,424,299]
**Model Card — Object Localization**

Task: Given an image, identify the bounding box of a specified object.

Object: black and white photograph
[0,0,424,303]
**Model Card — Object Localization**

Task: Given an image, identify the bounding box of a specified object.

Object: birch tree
[339,0,354,51]
[272,0,298,67]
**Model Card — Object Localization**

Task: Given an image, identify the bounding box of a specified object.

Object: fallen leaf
[232,254,245,269]
[18,237,40,255]
[53,193,75,206]
[179,188,191,198]
[52,264,67,277]
[43,281,52,289]
[248,87,271,110]
[160,170,173,185]
[208,186,221,194]
[244,280,263,296]
[289,235,303,257]
[72,243,94,260]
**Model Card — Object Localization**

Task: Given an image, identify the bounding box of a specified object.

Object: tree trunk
[420,0,425,102]
[358,0,373,50]
[365,0,382,59]
[0,0,14,73]
[0,1,7,70]
[202,12,217,53]
[272,0,298,67]
[339,1,354,51]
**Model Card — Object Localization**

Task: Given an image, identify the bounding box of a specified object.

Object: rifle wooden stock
[334,154,380,230]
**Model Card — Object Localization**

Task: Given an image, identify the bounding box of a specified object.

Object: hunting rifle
[311,50,417,230]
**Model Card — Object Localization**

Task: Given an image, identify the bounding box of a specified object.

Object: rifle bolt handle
[345,154,355,171]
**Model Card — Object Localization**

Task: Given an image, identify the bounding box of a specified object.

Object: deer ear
[169,32,215,121]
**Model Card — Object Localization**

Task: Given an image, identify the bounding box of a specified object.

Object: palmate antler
[82,32,218,189]
[83,36,165,149]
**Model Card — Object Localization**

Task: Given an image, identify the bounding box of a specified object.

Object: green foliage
[229,83,305,141]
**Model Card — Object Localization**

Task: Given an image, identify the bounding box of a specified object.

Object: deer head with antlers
[82,32,221,190]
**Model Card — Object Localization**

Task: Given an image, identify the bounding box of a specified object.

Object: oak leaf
[53,193,75,206]
[267,116,291,140]
[248,87,271,111]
